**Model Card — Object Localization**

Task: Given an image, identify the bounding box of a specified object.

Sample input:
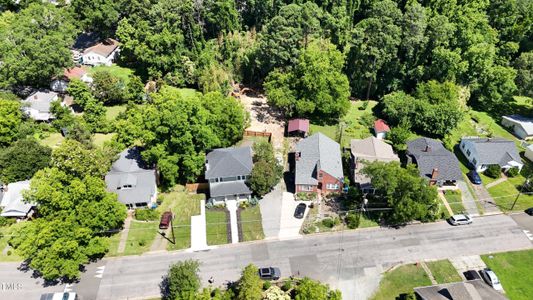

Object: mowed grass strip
[482,250,533,300]
[426,260,462,284]
[240,205,264,242]
[205,210,229,246]
[123,220,158,256]
[370,263,432,300]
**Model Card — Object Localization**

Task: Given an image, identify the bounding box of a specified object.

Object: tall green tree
[237,264,263,300]
[362,161,439,224]
[248,141,282,196]
[294,277,342,300]
[164,260,201,300]
[0,98,22,147]
[0,139,51,183]
[265,40,350,122]
[514,51,533,97]
[92,71,125,105]
[0,3,77,88]
[51,139,112,179]
[70,0,122,36]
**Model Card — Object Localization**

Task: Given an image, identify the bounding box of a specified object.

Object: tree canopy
[0,98,22,147]
[0,139,51,183]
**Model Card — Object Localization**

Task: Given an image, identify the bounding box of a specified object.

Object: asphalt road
[1,214,531,300]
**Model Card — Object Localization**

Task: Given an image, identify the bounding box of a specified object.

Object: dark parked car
[464,270,482,281]
[159,211,173,229]
[258,267,281,280]
[294,203,307,219]
[467,170,482,185]
[525,207,533,216]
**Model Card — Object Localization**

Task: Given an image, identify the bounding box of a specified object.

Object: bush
[507,167,519,178]
[281,280,292,292]
[345,211,360,229]
[138,240,146,247]
[484,164,502,179]
[249,196,260,206]
[321,218,339,228]
[263,280,271,290]
[0,215,16,227]
[134,208,160,221]
[6,250,11,256]
[239,201,249,209]
[205,202,214,209]
[360,100,369,110]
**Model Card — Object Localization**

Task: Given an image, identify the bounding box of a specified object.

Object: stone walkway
[438,192,454,216]
[449,255,487,280]
[472,184,501,215]
[149,227,169,252]
[420,261,438,285]
[117,212,133,254]
[485,174,508,189]
[457,180,480,216]
[226,200,239,244]
[190,200,208,250]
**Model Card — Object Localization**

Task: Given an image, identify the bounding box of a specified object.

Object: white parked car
[481,268,503,291]
[448,214,472,226]
[40,292,78,300]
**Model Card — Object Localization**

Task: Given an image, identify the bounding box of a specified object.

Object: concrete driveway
[259,183,283,239]
[278,192,309,239]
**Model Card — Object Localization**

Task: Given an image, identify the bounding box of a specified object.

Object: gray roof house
[205,146,253,203]
[501,115,533,139]
[0,180,33,218]
[407,138,462,187]
[105,148,157,208]
[295,133,344,193]
[459,137,523,172]
[22,91,59,121]
[414,279,508,300]
[350,137,399,192]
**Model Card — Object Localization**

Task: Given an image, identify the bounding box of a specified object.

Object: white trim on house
[460,138,523,172]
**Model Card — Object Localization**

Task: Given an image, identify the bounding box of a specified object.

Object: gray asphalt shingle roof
[407,137,462,182]
[414,279,508,300]
[205,146,253,179]
[105,148,157,205]
[295,133,343,185]
[462,137,521,166]
[23,91,58,113]
[209,181,252,198]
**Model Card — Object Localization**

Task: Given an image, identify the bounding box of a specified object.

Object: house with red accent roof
[50,67,93,93]
[373,119,391,139]
[287,118,310,137]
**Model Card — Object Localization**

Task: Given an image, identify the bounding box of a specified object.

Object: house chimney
[296,152,301,161]
[425,145,431,152]
[429,168,439,185]
[34,95,38,100]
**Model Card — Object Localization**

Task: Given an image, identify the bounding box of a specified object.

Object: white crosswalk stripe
[523,230,533,241]
[94,265,106,279]
[63,283,73,292]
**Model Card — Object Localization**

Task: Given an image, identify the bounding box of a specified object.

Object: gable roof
[105,148,157,205]
[374,119,390,133]
[295,133,343,185]
[462,137,521,166]
[288,119,310,133]
[350,137,399,161]
[0,180,33,217]
[63,67,88,80]
[23,91,58,113]
[83,38,119,57]
[502,115,533,135]
[407,137,462,181]
[414,279,508,300]
[205,146,253,179]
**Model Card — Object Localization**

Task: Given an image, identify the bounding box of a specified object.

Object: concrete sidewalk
[226,200,239,244]
[190,200,208,250]
[117,212,133,254]
[457,180,480,216]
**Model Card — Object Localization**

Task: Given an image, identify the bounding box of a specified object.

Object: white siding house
[50,67,93,93]
[501,115,533,140]
[82,38,120,66]
[460,137,523,172]
[525,144,533,162]
[22,91,59,121]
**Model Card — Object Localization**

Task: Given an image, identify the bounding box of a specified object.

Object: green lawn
[205,210,229,245]
[487,175,533,211]
[105,105,127,121]
[239,205,265,242]
[89,65,134,84]
[92,133,115,148]
[370,264,432,300]
[122,220,158,256]
[39,133,64,148]
[482,249,533,300]
[310,100,378,147]
[426,260,462,284]
[156,186,203,250]
[106,231,122,257]
[359,212,380,228]
[0,225,23,262]
[479,172,500,186]
[443,190,466,214]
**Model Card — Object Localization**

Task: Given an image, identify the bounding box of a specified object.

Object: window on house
[472,158,477,165]
[466,149,471,156]
[461,143,465,149]
[300,185,313,191]
[326,184,339,190]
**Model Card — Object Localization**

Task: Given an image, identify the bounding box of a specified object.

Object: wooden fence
[185,182,209,193]
[244,130,272,142]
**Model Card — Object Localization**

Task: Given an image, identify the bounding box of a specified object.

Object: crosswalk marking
[64,283,73,292]
[94,265,106,279]
[523,230,533,241]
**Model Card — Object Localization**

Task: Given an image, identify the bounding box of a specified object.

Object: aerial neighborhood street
[0,1,533,300]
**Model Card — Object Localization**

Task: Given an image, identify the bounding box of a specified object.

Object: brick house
[294,133,344,194]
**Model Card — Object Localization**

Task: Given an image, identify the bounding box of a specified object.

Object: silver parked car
[448,214,472,226]
[481,268,503,291]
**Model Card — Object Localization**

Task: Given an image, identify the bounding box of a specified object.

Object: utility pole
[170,210,176,244]
[511,176,530,211]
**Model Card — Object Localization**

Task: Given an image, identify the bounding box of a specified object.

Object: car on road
[467,170,482,185]
[258,267,281,280]
[294,203,307,219]
[463,270,482,281]
[159,211,173,229]
[525,207,533,216]
[40,292,78,300]
[480,268,503,291]
[448,214,472,226]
